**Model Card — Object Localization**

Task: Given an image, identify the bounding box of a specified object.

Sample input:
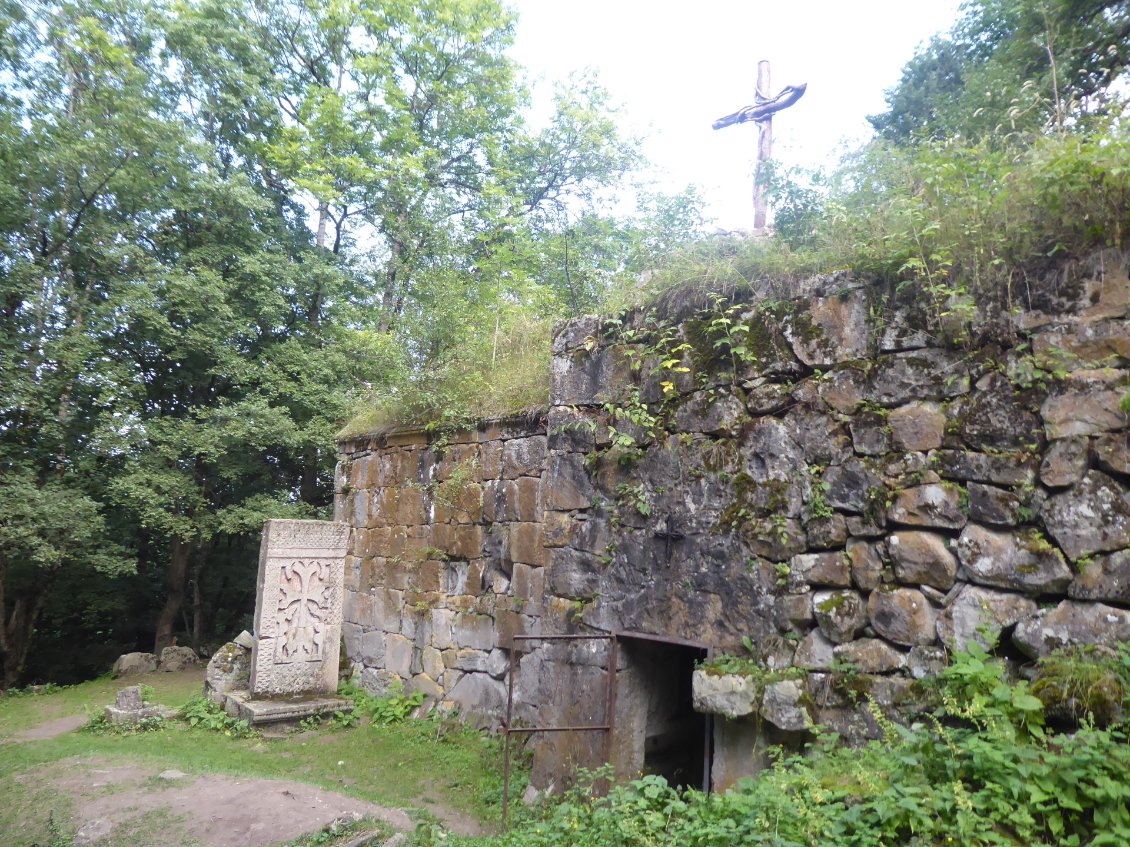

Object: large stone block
[847,539,886,591]
[674,391,747,436]
[936,585,1037,652]
[813,590,867,643]
[251,520,349,698]
[550,346,633,406]
[953,374,1041,451]
[454,612,496,651]
[1041,369,1128,439]
[691,669,759,718]
[1040,437,1089,488]
[502,436,547,479]
[543,453,594,511]
[867,349,970,407]
[759,679,813,731]
[1013,600,1130,658]
[1069,550,1130,603]
[833,638,905,674]
[888,402,946,452]
[967,482,1020,527]
[868,587,937,647]
[929,450,1038,486]
[887,531,958,591]
[789,551,851,589]
[1094,432,1130,476]
[1042,470,1130,561]
[955,524,1072,595]
[887,484,966,530]
[112,652,158,677]
[780,288,871,367]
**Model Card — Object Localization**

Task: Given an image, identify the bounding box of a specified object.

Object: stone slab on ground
[222,689,354,726]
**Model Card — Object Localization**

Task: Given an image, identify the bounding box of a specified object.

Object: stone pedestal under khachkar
[220,519,354,726]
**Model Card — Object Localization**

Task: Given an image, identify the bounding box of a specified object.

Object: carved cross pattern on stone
[274,560,330,663]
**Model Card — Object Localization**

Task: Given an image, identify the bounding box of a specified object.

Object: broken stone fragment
[955,524,1072,595]
[936,584,1037,652]
[204,642,251,700]
[867,587,937,647]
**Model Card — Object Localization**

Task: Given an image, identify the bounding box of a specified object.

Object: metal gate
[501,630,712,829]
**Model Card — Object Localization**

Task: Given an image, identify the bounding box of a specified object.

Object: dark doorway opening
[617,632,710,791]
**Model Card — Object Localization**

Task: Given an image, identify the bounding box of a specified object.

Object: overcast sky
[509,1,963,231]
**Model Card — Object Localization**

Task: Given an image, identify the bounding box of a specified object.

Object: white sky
[509,0,963,231]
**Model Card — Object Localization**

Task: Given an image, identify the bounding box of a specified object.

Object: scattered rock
[157,769,187,781]
[159,645,199,673]
[74,818,113,846]
[233,630,255,650]
[111,652,157,677]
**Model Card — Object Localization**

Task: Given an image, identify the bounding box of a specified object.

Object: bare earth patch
[9,714,88,742]
[31,757,415,847]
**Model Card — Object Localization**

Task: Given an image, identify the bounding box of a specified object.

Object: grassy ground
[0,672,515,847]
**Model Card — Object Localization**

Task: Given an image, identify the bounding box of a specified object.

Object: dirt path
[30,757,415,847]
[10,714,88,742]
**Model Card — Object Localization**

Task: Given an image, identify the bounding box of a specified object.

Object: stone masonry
[337,249,1130,788]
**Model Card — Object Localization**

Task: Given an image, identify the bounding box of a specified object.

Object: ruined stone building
[335,251,1130,790]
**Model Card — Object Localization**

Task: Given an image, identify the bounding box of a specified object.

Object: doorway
[615,632,711,791]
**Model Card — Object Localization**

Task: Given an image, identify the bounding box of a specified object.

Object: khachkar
[217,519,353,726]
[713,60,807,233]
[250,519,350,696]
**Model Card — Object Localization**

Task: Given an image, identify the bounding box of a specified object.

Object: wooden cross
[713,60,807,232]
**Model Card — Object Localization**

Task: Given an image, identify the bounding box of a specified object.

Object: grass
[0,671,518,846]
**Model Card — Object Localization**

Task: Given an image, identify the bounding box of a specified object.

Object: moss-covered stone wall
[336,249,1130,789]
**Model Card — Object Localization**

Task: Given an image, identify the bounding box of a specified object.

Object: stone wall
[336,249,1130,789]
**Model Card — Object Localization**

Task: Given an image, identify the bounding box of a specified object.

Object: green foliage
[178,695,257,739]
[870,0,1130,142]
[341,681,426,725]
[84,711,165,736]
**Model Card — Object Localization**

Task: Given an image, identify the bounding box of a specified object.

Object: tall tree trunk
[154,537,192,654]
[2,590,48,690]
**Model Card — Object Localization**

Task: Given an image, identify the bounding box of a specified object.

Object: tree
[869,0,1130,143]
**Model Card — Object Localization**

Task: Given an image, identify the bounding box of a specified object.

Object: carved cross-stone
[713,60,807,232]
